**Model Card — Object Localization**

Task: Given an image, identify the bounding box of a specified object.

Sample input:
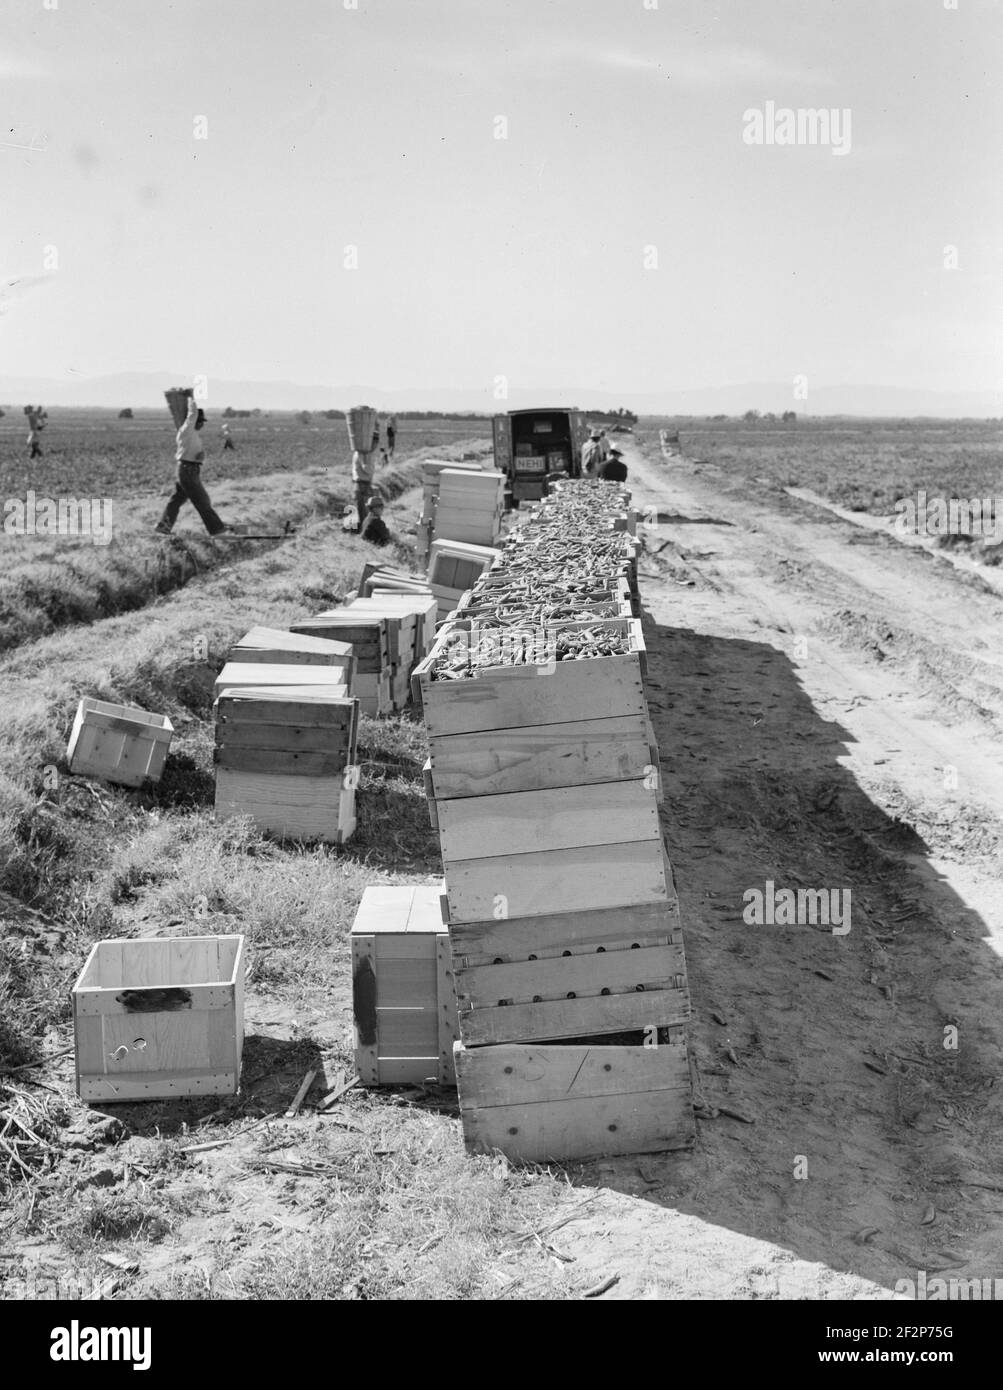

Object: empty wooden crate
[454,1038,694,1163]
[351,885,459,1086]
[72,935,245,1102]
[66,698,174,788]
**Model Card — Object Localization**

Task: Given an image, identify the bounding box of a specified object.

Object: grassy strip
[0,457,427,655]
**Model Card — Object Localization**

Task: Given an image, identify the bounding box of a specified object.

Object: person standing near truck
[155,395,230,536]
[581,429,603,477]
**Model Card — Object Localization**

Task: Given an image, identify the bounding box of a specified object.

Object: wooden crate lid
[233,626,354,660]
[351,883,447,935]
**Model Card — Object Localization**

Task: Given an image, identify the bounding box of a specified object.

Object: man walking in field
[25,405,46,459]
[351,425,380,530]
[221,421,236,452]
[385,415,397,459]
[155,395,231,536]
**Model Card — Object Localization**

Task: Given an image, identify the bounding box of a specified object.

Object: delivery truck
[492,407,589,507]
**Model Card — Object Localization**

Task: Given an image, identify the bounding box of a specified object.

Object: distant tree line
[587,408,638,425]
[742,410,798,424]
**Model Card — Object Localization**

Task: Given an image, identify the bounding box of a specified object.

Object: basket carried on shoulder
[346,405,378,452]
[165,387,194,428]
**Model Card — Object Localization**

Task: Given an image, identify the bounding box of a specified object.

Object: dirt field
[3,422,1002,1301]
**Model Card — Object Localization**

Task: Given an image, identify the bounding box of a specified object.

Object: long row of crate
[405,478,694,1163]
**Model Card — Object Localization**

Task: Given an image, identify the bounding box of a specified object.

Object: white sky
[1,0,1000,395]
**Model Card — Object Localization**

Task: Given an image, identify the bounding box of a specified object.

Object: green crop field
[0,407,490,500]
[0,410,492,653]
[638,416,1003,516]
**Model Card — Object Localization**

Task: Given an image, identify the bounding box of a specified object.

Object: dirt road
[552,436,1003,1299]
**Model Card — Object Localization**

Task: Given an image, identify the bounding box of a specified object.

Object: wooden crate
[427,712,657,799]
[72,935,245,1103]
[412,621,646,737]
[436,780,660,865]
[448,896,681,965]
[352,886,459,1086]
[214,694,357,774]
[214,688,358,842]
[442,837,673,925]
[66,698,174,789]
[454,1039,694,1162]
[214,662,352,701]
[427,540,500,595]
[290,613,390,674]
[215,771,356,843]
[354,669,392,716]
[450,892,687,1046]
[229,626,354,669]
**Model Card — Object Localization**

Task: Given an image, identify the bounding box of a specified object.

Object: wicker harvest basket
[346,405,378,452]
[165,388,193,428]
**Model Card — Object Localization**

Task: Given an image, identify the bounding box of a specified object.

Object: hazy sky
[1,0,1000,398]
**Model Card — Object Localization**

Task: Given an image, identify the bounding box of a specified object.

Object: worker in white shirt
[221,421,235,452]
[581,429,603,477]
[155,396,230,536]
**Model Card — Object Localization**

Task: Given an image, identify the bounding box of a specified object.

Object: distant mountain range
[0,371,998,418]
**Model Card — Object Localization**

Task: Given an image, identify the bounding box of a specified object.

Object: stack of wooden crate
[413,482,694,1164]
[344,593,437,712]
[291,611,392,716]
[214,685,359,842]
[432,468,505,548]
[416,459,488,562]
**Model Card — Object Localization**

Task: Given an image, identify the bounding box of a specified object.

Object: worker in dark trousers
[385,415,397,459]
[352,427,380,529]
[359,494,391,546]
[25,405,46,459]
[599,445,628,482]
[155,396,230,536]
[221,421,236,451]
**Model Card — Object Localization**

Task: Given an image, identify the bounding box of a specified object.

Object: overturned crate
[351,885,459,1086]
[66,698,174,789]
[72,935,245,1103]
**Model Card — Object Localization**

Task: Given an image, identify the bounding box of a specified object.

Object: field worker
[25,405,46,459]
[352,427,380,529]
[581,429,603,477]
[598,429,610,463]
[359,494,391,546]
[599,445,628,483]
[386,415,397,459]
[221,421,235,452]
[155,396,230,536]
